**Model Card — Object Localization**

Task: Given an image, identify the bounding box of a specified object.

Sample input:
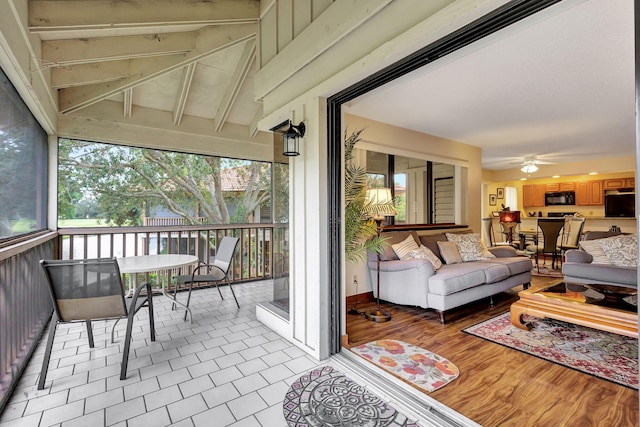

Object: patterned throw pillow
[437,241,463,264]
[578,240,612,265]
[391,234,420,260]
[597,234,638,268]
[445,233,484,261]
[408,245,443,270]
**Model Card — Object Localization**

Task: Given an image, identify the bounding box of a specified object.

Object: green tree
[58,139,271,226]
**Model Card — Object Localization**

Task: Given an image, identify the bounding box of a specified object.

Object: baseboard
[346,291,374,307]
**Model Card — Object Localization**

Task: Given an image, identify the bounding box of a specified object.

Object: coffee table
[510,282,638,338]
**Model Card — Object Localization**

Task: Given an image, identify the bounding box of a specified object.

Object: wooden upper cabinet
[603,177,635,190]
[576,180,603,205]
[545,182,575,192]
[523,184,545,207]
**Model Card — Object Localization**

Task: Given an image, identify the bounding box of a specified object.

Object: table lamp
[364,188,397,322]
[499,210,521,245]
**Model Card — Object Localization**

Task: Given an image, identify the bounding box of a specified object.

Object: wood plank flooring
[345,276,639,427]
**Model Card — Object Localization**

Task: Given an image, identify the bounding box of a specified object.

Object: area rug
[283,365,419,426]
[530,260,564,277]
[350,340,459,392]
[463,312,638,389]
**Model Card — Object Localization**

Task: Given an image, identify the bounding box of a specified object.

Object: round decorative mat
[283,365,419,426]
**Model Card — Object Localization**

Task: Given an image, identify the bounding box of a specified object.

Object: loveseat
[367,226,532,323]
[562,231,637,289]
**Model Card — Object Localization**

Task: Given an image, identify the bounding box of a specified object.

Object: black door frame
[326,0,582,354]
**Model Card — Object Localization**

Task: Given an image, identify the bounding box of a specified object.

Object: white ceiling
[344,0,635,171]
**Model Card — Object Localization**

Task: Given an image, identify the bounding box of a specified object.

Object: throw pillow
[380,231,420,261]
[445,233,484,261]
[408,245,443,270]
[597,234,638,268]
[578,239,612,265]
[479,239,496,259]
[437,241,463,264]
[392,234,420,260]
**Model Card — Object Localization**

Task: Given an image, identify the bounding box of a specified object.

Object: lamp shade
[499,210,521,223]
[364,188,397,219]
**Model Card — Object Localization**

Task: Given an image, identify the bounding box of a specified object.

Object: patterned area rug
[351,340,459,392]
[283,365,419,426]
[463,312,638,389]
[530,260,564,277]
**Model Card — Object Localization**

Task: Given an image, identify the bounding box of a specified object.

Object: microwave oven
[545,191,575,206]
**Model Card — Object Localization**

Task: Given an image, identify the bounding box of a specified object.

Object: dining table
[117,254,199,322]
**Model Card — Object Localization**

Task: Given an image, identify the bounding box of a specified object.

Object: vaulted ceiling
[30,0,263,136]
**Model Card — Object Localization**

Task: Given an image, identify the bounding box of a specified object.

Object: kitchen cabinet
[576,180,603,206]
[523,184,545,207]
[545,182,575,192]
[603,177,635,190]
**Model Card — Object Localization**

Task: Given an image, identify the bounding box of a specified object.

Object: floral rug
[350,340,459,392]
[282,365,419,426]
[463,312,638,389]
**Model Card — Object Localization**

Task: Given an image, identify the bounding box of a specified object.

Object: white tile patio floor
[0,280,323,427]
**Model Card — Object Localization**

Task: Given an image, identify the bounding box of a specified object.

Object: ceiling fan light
[521,163,538,174]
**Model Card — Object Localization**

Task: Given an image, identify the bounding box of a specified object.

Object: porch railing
[56,224,283,289]
[0,234,55,413]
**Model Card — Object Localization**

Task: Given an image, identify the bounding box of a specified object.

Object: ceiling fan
[509,156,554,174]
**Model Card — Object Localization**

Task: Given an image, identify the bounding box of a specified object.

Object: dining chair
[175,236,240,321]
[38,258,155,390]
[525,218,565,272]
[558,216,586,266]
[481,217,513,248]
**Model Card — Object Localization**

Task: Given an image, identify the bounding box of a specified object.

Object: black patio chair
[174,236,240,320]
[38,258,155,390]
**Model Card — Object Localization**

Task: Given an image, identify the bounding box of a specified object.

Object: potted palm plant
[343,129,395,262]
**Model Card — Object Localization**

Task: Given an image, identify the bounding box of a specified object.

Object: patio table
[118,254,199,322]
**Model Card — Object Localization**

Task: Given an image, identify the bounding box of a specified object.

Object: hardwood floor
[345,276,639,427]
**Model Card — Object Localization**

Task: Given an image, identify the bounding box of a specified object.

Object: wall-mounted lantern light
[282,121,305,156]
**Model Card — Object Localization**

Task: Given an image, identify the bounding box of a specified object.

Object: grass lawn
[57,218,105,227]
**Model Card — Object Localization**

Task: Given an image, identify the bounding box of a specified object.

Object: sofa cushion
[419,233,447,262]
[392,234,420,260]
[562,263,637,286]
[437,241,463,264]
[598,234,638,268]
[428,262,510,295]
[478,257,532,276]
[408,245,443,270]
[380,231,420,261]
[578,240,611,264]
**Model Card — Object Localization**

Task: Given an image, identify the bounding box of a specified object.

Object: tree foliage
[58,139,271,226]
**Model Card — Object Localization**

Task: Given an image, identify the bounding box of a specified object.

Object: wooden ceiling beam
[29,0,259,32]
[58,24,257,114]
[42,32,196,67]
[51,60,131,89]
[173,63,196,126]
[214,40,255,132]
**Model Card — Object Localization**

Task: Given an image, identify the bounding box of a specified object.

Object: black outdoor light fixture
[282,121,305,156]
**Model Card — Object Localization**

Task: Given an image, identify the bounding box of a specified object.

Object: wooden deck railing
[56,223,288,288]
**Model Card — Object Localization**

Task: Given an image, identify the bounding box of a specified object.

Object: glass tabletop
[531,282,637,313]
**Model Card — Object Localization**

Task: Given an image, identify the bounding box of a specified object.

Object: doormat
[463,312,638,389]
[350,340,459,392]
[283,365,419,426]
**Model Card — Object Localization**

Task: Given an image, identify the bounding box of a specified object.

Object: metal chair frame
[174,236,240,321]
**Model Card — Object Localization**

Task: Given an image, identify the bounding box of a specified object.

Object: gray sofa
[367,227,532,323]
[562,231,637,289]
